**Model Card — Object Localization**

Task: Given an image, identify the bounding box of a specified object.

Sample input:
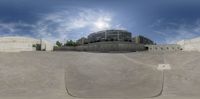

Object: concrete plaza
[0,51,200,99]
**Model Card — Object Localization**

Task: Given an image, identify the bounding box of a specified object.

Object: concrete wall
[0,37,53,52]
[41,40,54,51]
[54,46,76,51]
[177,37,200,52]
[54,41,146,52]
[146,44,182,52]
[0,43,35,52]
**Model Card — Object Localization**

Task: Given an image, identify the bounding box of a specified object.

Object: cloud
[0,8,126,42]
[0,22,35,37]
[154,21,200,44]
[165,30,198,44]
[93,17,111,30]
[34,8,125,42]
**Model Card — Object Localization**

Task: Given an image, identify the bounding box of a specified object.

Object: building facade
[77,37,88,45]
[73,30,157,52]
[87,30,132,43]
[132,35,154,45]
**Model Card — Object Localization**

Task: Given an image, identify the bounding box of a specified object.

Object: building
[77,37,88,45]
[146,44,182,51]
[87,30,132,43]
[132,35,154,45]
[62,29,158,52]
[0,36,53,52]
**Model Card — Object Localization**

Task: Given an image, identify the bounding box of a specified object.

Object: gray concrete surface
[163,52,200,97]
[66,52,163,98]
[0,51,200,99]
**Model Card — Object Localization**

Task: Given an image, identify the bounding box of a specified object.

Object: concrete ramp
[65,52,164,98]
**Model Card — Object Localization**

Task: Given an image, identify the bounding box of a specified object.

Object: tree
[64,40,77,46]
[56,41,62,47]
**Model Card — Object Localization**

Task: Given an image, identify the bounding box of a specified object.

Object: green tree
[56,41,62,47]
[64,40,77,46]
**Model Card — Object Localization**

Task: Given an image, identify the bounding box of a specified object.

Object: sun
[94,21,107,29]
[94,17,111,30]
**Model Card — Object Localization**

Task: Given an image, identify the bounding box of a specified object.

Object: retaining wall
[54,41,146,52]
[177,37,200,52]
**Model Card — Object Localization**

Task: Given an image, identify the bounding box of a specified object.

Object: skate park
[1,0,200,98]
[0,50,200,99]
[0,34,200,99]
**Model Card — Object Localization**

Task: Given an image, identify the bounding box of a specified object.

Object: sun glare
[94,17,111,30]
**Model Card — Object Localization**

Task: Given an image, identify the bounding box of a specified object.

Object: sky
[0,0,200,44]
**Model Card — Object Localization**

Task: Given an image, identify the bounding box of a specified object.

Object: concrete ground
[0,51,200,99]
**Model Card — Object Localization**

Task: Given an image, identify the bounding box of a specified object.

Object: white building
[0,36,53,52]
[177,37,200,52]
